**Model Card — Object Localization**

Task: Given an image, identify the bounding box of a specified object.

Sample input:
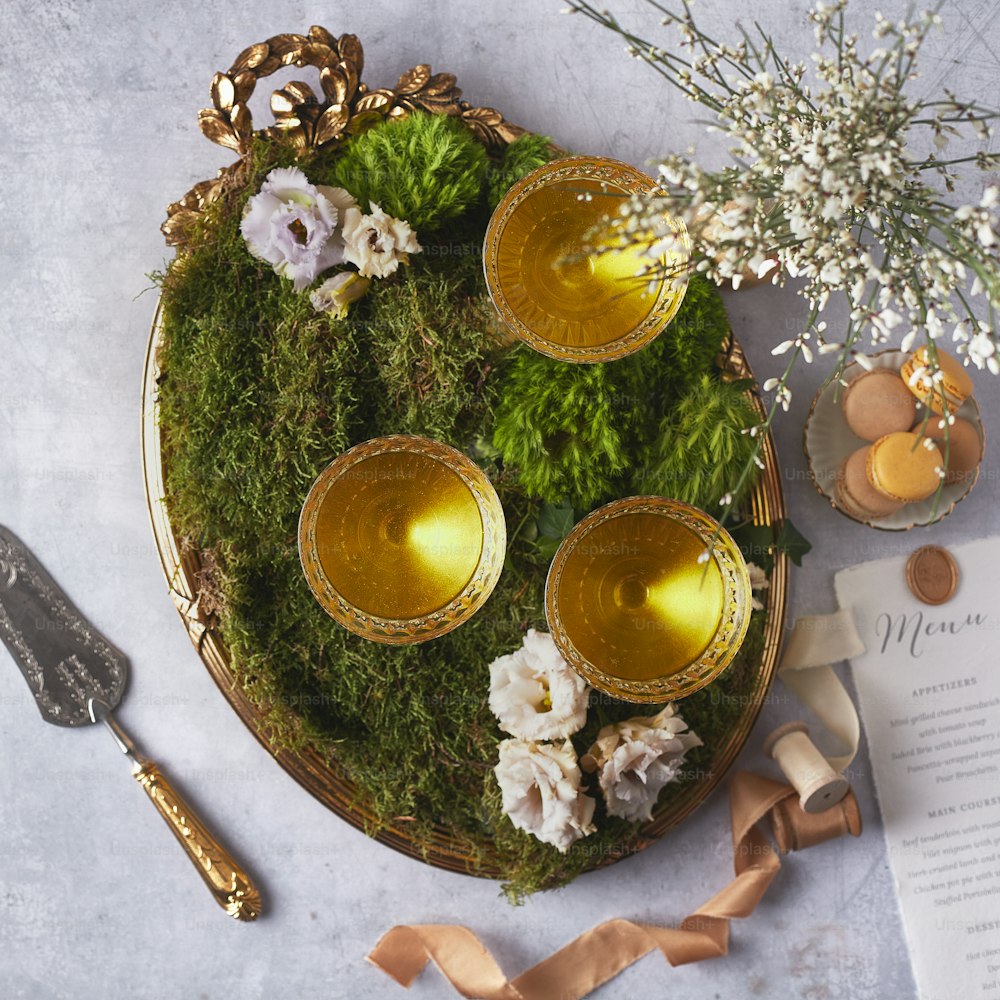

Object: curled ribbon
[367,771,861,999]
[777,607,865,772]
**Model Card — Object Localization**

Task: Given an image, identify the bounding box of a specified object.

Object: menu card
[835,538,1000,1000]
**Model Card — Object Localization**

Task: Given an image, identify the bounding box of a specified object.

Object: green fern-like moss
[486,132,556,207]
[658,273,730,385]
[491,348,654,509]
[636,373,760,508]
[490,274,730,511]
[320,112,488,231]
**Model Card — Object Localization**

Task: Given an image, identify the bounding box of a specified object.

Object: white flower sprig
[563,0,1000,520]
[240,167,353,291]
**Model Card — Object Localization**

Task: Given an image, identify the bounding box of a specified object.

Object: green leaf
[776,519,812,567]
[730,517,812,570]
[537,499,574,540]
[533,535,564,561]
[730,523,775,569]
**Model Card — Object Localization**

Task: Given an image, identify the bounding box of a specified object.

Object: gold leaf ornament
[308,24,338,48]
[165,27,526,246]
[396,64,431,95]
[232,41,269,72]
[354,88,394,115]
[315,104,350,146]
[423,72,458,96]
[210,72,235,111]
[320,65,349,104]
[197,108,239,151]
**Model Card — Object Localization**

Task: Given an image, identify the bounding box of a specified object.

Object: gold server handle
[88,698,261,922]
[133,761,261,921]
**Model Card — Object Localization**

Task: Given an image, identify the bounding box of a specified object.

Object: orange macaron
[900,347,974,416]
[912,416,983,486]
[866,431,943,502]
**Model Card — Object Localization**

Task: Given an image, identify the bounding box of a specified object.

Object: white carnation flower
[341,202,421,279]
[588,704,701,823]
[494,739,596,852]
[488,629,589,741]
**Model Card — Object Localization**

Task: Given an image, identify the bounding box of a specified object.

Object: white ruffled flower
[494,739,596,852]
[240,167,357,291]
[746,561,770,611]
[587,704,701,823]
[488,629,589,741]
[341,202,422,279]
[309,271,371,318]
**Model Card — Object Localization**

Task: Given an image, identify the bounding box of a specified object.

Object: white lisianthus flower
[746,561,770,612]
[588,704,701,823]
[488,629,589,741]
[240,167,357,291]
[309,271,371,318]
[341,202,421,278]
[494,739,596,852]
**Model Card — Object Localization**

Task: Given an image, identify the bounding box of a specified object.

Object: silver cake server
[0,524,260,921]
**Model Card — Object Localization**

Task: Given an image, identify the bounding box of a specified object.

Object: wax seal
[905,545,959,606]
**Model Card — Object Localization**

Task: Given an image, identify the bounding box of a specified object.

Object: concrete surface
[0,1,997,997]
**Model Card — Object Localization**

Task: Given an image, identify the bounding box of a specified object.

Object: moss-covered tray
[141,27,789,899]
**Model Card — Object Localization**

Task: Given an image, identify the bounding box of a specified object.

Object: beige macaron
[913,416,983,486]
[835,446,905,521]
[900,347,974,416]
[866,431,943,502]
[842,368,917,441]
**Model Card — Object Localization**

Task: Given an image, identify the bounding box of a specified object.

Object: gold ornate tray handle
[164,25,527,247]
[134,761,261,921]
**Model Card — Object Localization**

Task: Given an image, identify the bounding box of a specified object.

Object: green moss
[636,373,761,509]
[658,273,731,386]
[320,112,488,231]
[491,347,654,510]
[490,274,734,512]
[486,132,556,207]
[156,128,769,900]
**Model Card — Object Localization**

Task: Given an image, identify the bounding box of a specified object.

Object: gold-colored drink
[298,436,506,644]
[545,497,751,702]
[483,156,689,363]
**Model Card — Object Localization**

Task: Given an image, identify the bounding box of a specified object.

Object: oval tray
[143,26,788,875]
[141,303,788,877]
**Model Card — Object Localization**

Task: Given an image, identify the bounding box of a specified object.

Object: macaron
[842,368,917,441]
[835,446,905,521]
[900,347,974,415]
[867,431,943,502]
[912,416,982,486]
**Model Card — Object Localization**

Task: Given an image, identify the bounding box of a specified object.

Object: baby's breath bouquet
[565,0,999,515]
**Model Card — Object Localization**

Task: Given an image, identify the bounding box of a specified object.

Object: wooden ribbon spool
[763,721,849,814]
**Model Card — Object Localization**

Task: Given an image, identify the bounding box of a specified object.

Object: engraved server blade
[0,525,127,726]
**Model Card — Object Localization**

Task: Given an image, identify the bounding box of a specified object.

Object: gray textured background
[0,2,997,998]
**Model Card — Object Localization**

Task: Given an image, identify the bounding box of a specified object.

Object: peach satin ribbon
[367,771,861,999]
